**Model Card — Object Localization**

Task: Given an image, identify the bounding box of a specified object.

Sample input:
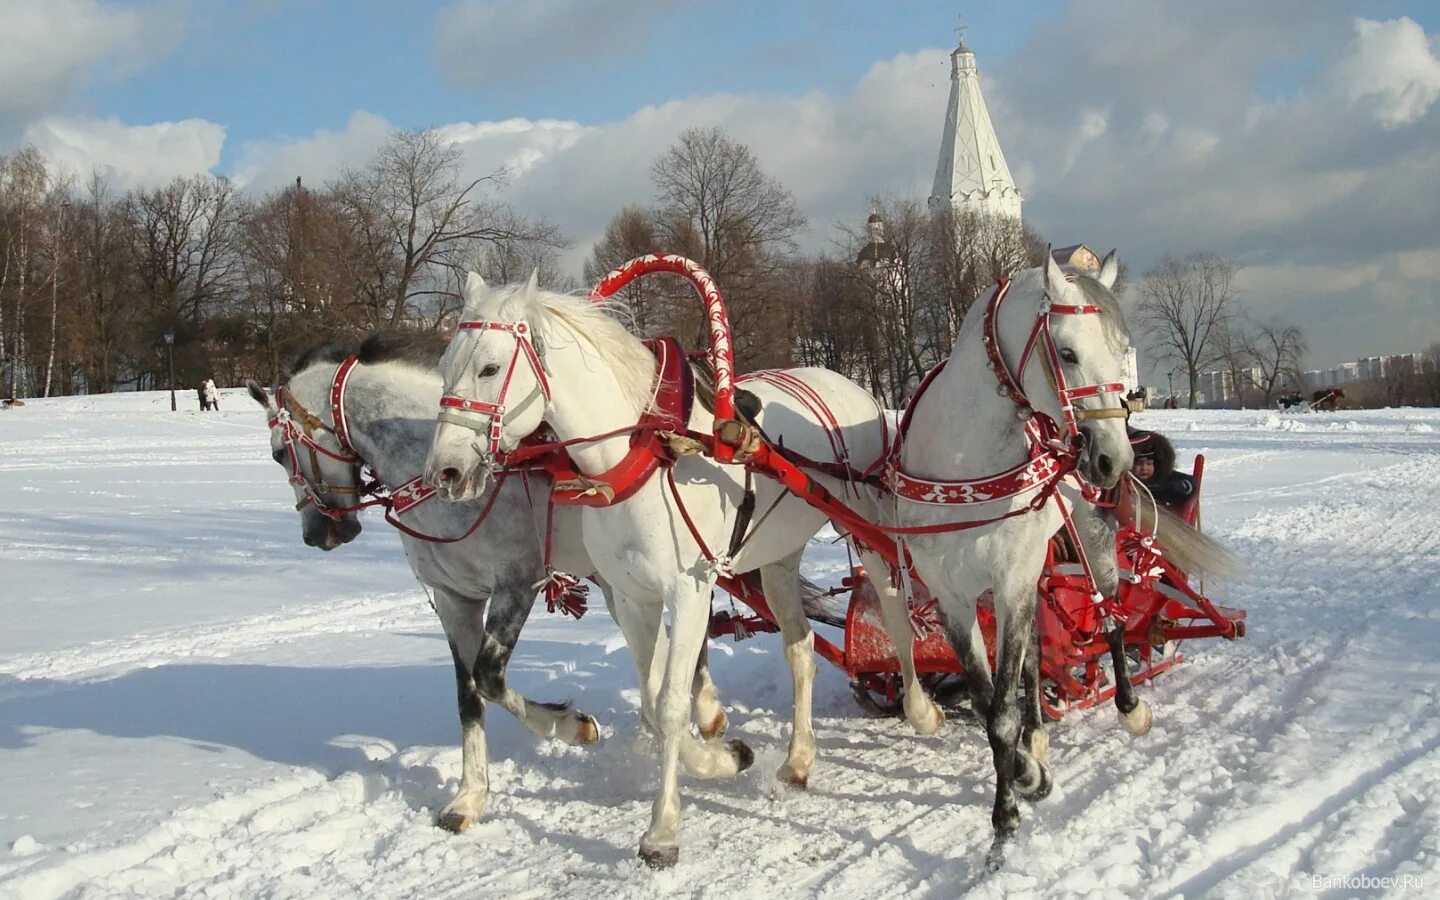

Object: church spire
[928,22,1022,222]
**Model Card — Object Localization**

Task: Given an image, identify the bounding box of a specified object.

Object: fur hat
[1128,428,1177,475]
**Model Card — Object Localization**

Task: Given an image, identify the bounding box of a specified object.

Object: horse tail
[1133,502,1249,581]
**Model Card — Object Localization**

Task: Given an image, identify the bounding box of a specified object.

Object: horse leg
[1018,627,1052,800]
[943,613,994,723]
[609,585,742,776]
[430,588,491,833]
[692,639,728,740]
[473,572,599,745]
[762,552,818,787]
[861,547,944,735]
[986,582,1046,870]
[605,585,666,743]
[640,578,747,868]
[1075,503,1152,735]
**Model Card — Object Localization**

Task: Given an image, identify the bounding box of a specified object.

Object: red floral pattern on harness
[890,416,1063,505]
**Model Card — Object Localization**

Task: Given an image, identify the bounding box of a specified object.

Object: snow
[2,392,1438,898]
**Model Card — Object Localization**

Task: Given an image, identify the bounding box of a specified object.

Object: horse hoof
[1018,762,1052,802]
[911,702,945,736]
[729,738,755,773]
[699,710,728,740]
[1119,699,1153,736]
[576,714,600,745]
[1028,729,1050,766]
[984,836,1009,874]
[639,845,679,869]
[777,766,809,789]
[437,810,474,834]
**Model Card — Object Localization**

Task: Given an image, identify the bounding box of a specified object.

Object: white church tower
[928,25,1023,222]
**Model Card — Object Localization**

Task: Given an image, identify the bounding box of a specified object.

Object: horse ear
[524,268,540,297]
[246,378,274,411]
[465,271,486,299]
[1043,244,1066,294]
[1097,250,1120,290]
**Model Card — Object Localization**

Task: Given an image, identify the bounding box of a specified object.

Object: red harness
[498,338,695,506]
[886,277,1125,514]
[269,357,509,544]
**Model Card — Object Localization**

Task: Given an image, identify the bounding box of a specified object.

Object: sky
[3,0,1438,378]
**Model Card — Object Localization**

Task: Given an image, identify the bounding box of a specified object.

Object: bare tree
[1249,321,1306,407]
[1135,253,1239,408]
[584,205,664,334]
[650,127,805,366]
[330,129,562,328]
[921,206,1042,344]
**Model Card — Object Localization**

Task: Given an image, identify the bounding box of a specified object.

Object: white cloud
[23,116,224,188]
[221,2,1440,371]
[1332,17,1440,128]
[0,0,180,136]
[231,111,396,192]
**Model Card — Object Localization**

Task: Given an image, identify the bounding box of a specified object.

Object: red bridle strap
[268,363,381,520]
[439,319,551,460]
[984,277,1127,441]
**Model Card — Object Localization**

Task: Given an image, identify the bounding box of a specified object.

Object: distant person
[1128,428,1195,511]
[203,378,219,411]
[1163,395,1178,410]
[197,384,208,411]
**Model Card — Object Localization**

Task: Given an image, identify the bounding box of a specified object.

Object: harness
[269,358,505,544]
[269,356,381,521]
[885,277,1126,519]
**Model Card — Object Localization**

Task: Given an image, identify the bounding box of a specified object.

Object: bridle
[268,356,383,520]
[437,320,551,464]
[983,275,1129,453]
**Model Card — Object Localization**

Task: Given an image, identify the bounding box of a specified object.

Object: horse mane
[1068,272,1131,353]
[286,331,447,381]
[471,284,659,416]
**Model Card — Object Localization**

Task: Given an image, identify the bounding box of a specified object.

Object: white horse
[877,252,1241,865]
[424,273,893,867]
[245,335,730,832]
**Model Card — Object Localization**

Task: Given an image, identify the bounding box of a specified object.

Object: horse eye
[1059,348,1079,365]
[479,363,501,378]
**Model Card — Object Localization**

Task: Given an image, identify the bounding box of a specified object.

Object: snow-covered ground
[1,392,1437,899]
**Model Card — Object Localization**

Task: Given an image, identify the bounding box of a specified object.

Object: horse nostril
[1097,454,1115,478]
[303,532,317,547]
[440,467,462,484]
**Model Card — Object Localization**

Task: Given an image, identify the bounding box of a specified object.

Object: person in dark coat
[1128,428,1195,510]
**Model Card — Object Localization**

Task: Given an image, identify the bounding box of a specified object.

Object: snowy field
[1,391,1438,899]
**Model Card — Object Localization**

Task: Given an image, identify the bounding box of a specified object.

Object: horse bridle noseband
[268,356,379,519]
[983,277,1128,448]
[437,319,551,464]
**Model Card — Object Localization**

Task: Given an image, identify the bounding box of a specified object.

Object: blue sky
[84,0,1075,172]
[6,0,1440,373]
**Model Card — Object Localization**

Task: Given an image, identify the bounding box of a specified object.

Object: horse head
[247,363,365,550]
[425,271,552,502]
[1013,251,1134,489]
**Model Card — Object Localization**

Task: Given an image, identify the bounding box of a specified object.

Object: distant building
[929,27,1022,223]
[1051,244,1101,272]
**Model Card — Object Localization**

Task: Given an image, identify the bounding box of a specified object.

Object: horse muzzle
[1077,426,1132,490]
[303,513,362,551]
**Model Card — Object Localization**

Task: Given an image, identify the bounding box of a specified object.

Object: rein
[270,357,504,543]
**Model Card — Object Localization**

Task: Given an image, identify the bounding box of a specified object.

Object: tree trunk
[43,263,59,398]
